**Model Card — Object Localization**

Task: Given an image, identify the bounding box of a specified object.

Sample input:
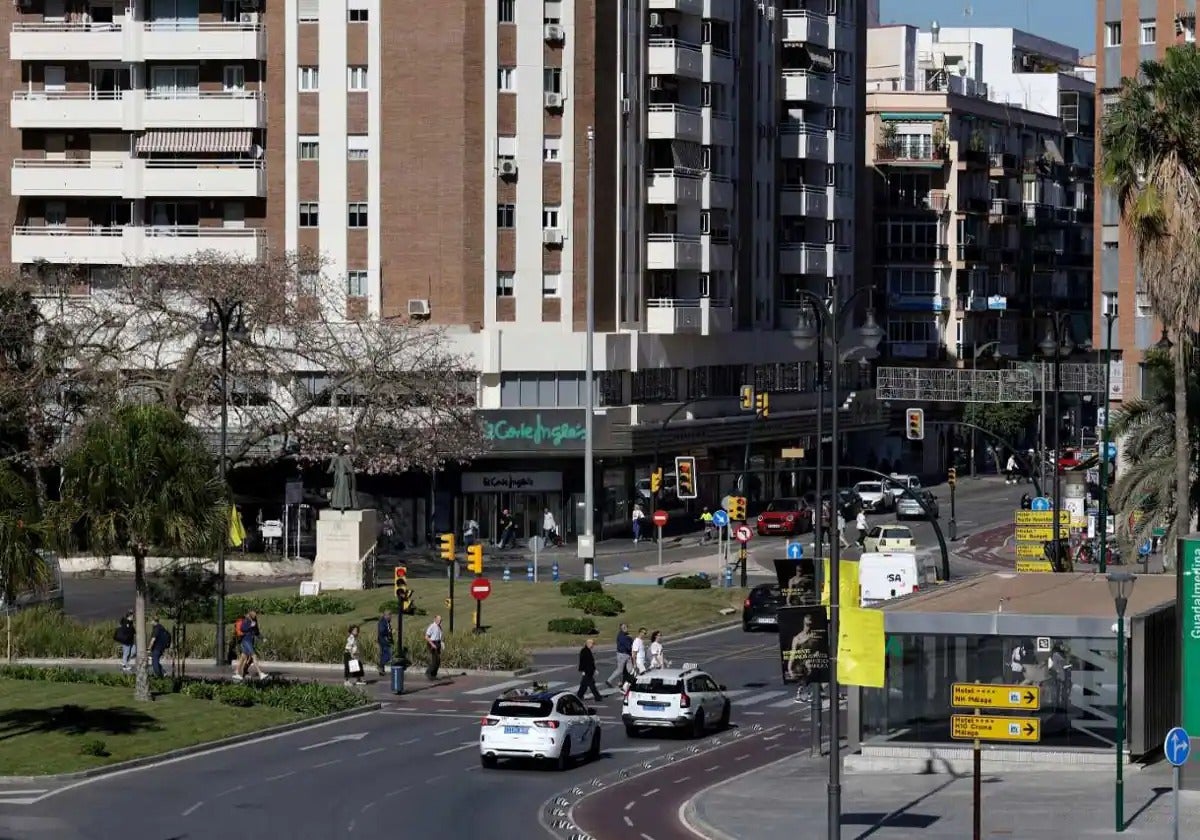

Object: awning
[136,129,254,154]
[879,112,945,121]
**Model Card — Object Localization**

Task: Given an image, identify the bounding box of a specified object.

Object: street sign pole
[475,574,482,634]
[1165,727,1191,840]
[973,705,981,840]
[533,533,539,583]
[657,525,663,567]
[738,544,747,587]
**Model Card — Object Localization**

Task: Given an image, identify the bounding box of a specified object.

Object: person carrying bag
[344,625,365,686]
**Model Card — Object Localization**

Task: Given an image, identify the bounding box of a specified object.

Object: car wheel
[555,737,571,771]
[742,621,751,632]
[624,723,640,738]
[691,709,706,739]
[718,701,731,730]
[480,754,498,770]
[587,730,601,762]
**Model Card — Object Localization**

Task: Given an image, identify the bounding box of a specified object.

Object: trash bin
[391,663,407,695]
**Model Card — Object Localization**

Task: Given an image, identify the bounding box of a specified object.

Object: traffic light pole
[949,481,957,541]
[447,562,454,633]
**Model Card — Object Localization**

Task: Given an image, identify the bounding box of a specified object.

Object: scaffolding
[876,362,1109,403]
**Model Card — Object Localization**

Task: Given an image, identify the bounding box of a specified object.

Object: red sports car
[756,498,814,536]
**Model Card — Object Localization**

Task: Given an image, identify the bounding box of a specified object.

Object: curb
[0,703,381,784]
[677,751,799,840]
[11,658,532,679]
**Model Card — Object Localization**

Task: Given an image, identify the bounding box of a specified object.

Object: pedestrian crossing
[457,681,806,710]
[0,789,47,806]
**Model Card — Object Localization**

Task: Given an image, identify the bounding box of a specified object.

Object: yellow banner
[1016,559,1055,572]
[838,606,885,688]
[1013,510,1070,525]
[950,714,1041,743]
[1014,543,1047,557]
[821,559,861,609]
[1014,526,1054,542]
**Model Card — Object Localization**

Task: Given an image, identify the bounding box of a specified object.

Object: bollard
[622,562,631,572]
[526,564,534,582]
[723,566,733,588]
[502,565,511,582]
[552,562,560,581]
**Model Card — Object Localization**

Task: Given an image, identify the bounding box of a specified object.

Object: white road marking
[358,747,385,757]
[640,833,657,840]
[181,801,204,817]
[361,802,375,814]
[734,754,750,762]
[704,765,721,772]
[298,732,368,752]
[604,746,661,754]
[719,689,757,699]
[216,784,245,797]
[737,690,790,707]
[264,770,296,782]
[624,816,634,827]
[743,711,765,716]
[425,774,446,784]
[384,786,410,798]
[312,759,342,769]
[673,775,691,784]
[624,801,637,811]
[462,679,526,695]
[0,790,47,796]
[433,742,477,757]
[434,727,460,736]
[395,737,421,746]
[642,788,660,798]
[762,733,784,741]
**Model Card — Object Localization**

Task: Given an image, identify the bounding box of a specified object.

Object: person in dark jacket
[114,610,136,672]
[149,617,171,678]
[605,623,632,688]
[376,610,393,675]
[576,638,603,702]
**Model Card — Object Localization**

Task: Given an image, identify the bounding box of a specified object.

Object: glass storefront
[861,632,1124,750]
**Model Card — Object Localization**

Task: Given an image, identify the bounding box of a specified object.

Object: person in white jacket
[630,627,648,675]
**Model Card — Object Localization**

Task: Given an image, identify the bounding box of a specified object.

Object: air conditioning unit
[407,298,431,317]
[498,157,518,177]
[544,24,564,43]
[649,12,662,28]
[543,229,565,246]
[544,91,564,110]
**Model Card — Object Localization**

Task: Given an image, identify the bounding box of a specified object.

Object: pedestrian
[1009,643,1026,684]
[630,627,648,675]
[542,507,557,545]
[855,509,868,548]
[576,638,603,702]
[648,631,667,670]
[631,504,645,543]
[1005,453,1018,485]
[424,614,444,680]
[230,612,246,677]
[836,512,849,549]
[114,610,136,672]
[820,500,832,545]
[497,509,515,549]
[235,610,267,681]
[344,624,365,686]
[149,617,171,678]
[1020,492,1032,510]
[377,609,393,676]
[606,623,632,688]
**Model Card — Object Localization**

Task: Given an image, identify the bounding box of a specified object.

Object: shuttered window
[298,0,320,22]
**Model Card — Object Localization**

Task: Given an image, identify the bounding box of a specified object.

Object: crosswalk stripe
[462,679,565,696]
[0,790,47,796]
[736,690,790,707]
[720,689,758,699]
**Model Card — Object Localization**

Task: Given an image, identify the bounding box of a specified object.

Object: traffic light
[728,496,747,521]
[393,564,408,597]
[650,467,663,494]
[739,385,755,411]
[439,533,456,562]
[905,407,925,441]
[948,467,957,488]
[675,456,697,499]
[755,392,769,417]
[466,544,484,575]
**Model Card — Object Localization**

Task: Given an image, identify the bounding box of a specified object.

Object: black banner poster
[774,557,818,606]
[778,605,830,685]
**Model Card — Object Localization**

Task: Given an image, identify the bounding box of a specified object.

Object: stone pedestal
[313,508,378,590]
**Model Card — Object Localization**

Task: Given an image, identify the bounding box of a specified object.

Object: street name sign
[1015,543,1047,558]
[1014,510,1069,525]
[1014,525,1055,542]
[1016,559,1054,572]
[952,683,1039,710]
[951,715,1041,743]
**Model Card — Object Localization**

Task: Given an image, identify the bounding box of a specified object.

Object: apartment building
[1095,1,1194,400]
[866,24,1094,365]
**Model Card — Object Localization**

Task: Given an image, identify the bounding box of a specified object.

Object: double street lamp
[201,298,248,667]
[1097,307,1117,573]
[1108,570,1136,833]
[1038,311,1074,555]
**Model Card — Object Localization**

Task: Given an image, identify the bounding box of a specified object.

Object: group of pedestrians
[113,610,173,678]
[340,610,446,687]
[575,623,670,701]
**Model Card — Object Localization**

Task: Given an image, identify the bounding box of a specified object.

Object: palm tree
[56,405,226,701]
[0,462,47,661]
[1103,45,1200,566]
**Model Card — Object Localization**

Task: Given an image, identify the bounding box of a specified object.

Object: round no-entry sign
[734,525,753,544]
[652,510,669,528]
[470,578,492,601]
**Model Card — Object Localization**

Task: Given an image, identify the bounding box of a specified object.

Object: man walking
[630,627,648,676]
[542,507,557,545]
[377,609,393,676]
[149,617,171,678]
[606,623,632,688]
[577,638,603,702]
[424,615,444,680]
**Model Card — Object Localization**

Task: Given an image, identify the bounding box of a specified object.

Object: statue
[329,445,358,511]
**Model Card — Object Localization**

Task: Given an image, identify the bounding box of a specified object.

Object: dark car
[742,584,785,631]
[755,498,814,536]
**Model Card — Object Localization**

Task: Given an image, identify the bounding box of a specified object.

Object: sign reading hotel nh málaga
[481,410,590,452]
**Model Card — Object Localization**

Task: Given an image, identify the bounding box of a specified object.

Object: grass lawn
[0,679,301,775]
[240,581,749,649]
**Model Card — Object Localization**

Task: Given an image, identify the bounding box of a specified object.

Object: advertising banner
[778,605,830,685]
[774,557,818,606]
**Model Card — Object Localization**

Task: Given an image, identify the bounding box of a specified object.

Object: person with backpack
[114,610,136,672]
[149,617,171,678]
[233,610,267,682]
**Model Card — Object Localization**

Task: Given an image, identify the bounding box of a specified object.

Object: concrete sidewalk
[684,751,1200,839]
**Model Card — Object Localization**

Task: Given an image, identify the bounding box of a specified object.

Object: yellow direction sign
[1014,543,1047,558]
[952,683,1040,710]
[951,714,1041,743]
[1014,526,1054,542]
[1016,559,1054,572]
[1014,510,1069,525]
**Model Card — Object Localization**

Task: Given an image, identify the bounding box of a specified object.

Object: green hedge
[213,594,356,619]
[546,617,596,635]
[559,580,603,597]
[567,593,624,617]
[663,574,713,590]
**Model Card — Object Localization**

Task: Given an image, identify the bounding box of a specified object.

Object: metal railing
[647,103,702,117]
[13,20,262,31]
[13,89,262,101]
[648,37,702,52]
[646,297,731,308]
[12,158,123,168]
[13,158,262,169]
[646,233,701,243]
[13,224,262,238]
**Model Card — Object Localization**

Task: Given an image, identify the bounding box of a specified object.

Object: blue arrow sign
[1031,497,1052,512]
[712,509,729,528]
[1166,727,1191,767]
[1105,442,1118,460]
[786,541,804,560]
[1139,539,1153,557]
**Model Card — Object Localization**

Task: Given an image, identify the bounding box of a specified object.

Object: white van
[0,550,63,615]
[858,552,937,606]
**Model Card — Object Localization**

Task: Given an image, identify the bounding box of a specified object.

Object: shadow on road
[0,703,160,742]
[1125,786,1171,829]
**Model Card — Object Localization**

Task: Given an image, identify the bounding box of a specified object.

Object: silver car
[853,481,892,512]
[896,490,939,520]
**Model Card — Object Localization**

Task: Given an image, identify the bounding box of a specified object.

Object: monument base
[313,508,378,590]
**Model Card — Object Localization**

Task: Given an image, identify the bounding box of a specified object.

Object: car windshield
[490,699,554,717]
[752,585,784,602]
[882,528,910,539]
[634,677,683,694]
[856,483,882,494]
[766,499,799,512]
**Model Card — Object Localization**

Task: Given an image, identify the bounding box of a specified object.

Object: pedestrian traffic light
[650,467,663,494]
[948,467,957,487]
[393,565,408,598]
[729,496,747,520]
[905,407,925,441]
[439,533,456,562]
[466,544,483,575]
[675,456,697,499]
[740,385,755,411]
[445,597,453,609]
[755,392,769,417]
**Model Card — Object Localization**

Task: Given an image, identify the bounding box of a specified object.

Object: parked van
[858,552,937,606]
[0,550,63,615]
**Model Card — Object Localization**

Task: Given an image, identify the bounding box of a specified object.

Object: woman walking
[114,610,136,672]
[648,631,668,670]
[344,624,365,687]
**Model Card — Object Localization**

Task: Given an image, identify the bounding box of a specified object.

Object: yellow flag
[838,606,885,688]
[821,559,861,609]
[228,505,246,548]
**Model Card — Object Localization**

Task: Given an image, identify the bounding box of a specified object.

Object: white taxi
[622,664,731,738]
[479,689,601,770]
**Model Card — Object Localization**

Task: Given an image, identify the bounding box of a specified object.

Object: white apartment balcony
[645,297,732,335]
[778,243,828,276]
[648,39,704,81]
[649,0,703,14]
[11,159,126,197]
[647,104,703,143]
[11,90,265,130]
[10,19,264,62]
[779,185,828,218]
[782,10,830,47]
[703,46,735,85]
[703,0,735,22]
[140,159,264,197]
[781,70,833,105]
[701,236,732,272]
[11,156,265,199]
[647,169,702,204]
[11,225,264,265]
[703,174,733,209]
[647,234,702,270]
[703,109,733,146]
[829,187,853,219]
[143,91,264,129]
[779,123,828,160]
[830,245,852,276]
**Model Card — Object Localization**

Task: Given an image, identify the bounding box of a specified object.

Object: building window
[700,210,710,235]
[1105,22,1122,47]
[498,0,514,23]
[298,66,319,91]
[1101,291,1119,318]
[542,206,560,229]
[347,0,369,23]
[825,164,836,186]
[542,273,560,297]
[497,204,516,228]
[543,136,561,161]
[496,272,515,297]
[1140,20,1156,45]
[347,66,368,91]
[826,221,836,243]
[347,270,368,297]
[543,67,562,94]
[298,202,319,227]
[498,66,516,92]
[298,271,321,295]
[298,0,319,22]
[348,202,368,228]
[347,135,369,160]
[298,137,318,160]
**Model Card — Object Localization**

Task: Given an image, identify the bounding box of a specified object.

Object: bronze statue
[329,445,358,511]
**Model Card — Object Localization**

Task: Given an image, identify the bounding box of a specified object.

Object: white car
[622,664,731,738]
[853,481,892,512]
[887,474,923,501]
[479,689,601,770]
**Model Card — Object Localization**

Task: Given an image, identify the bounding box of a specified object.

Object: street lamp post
[581,126,596,581]
[969,340,1001,479]
[1097,310,1116,574]
[1108,570,1136,833]
[1039,312,1073,555]
[201,299,247,667]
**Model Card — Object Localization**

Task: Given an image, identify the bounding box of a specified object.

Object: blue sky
[878,0,1095,54]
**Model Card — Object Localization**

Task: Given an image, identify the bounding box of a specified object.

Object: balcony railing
[875,143,949,164]
[878,243,949,263]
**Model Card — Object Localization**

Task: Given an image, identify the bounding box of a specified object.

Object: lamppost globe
[796,313,820,341]
[230,311,249,341]
[1038,329,1057,358]
[1106,570,1136,616]
[201,311,218,338]
[859,310,884,351]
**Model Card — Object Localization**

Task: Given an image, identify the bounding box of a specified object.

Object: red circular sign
[652,510,669,527]
[470,578,492,601]
[734,525,753,543]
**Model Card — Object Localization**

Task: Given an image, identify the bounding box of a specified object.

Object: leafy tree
[962,401,1037,450]
[1103,45,1200,565]
[146,563,221,681]
[0,463,47,661]
[54,405,226,701]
